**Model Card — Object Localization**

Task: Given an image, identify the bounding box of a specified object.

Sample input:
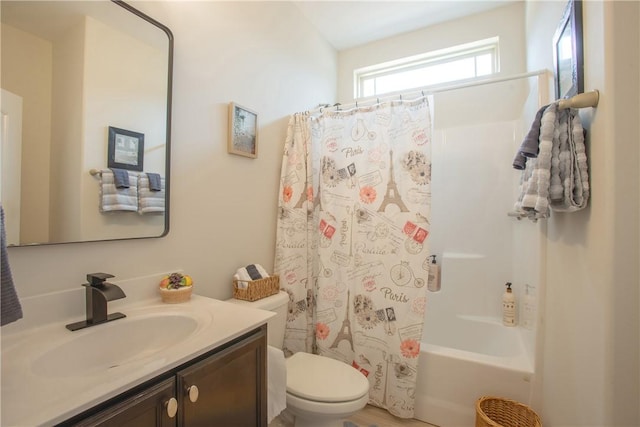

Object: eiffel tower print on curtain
[378,150,409,213]
[330,291,354,352]
[294,184,309,209]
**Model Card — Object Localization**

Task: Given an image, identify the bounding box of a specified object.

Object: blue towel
[246,264,263,280]
[513,105,549,169]
[110,168,130,188]
[1,205,23,326]
[147,173,162,192]
[513,152,527,170]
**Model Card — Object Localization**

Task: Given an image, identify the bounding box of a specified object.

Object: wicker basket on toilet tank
[232,275,280,302]
[475,396,542,427]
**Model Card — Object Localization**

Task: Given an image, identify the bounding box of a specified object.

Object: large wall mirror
[1,0,172,246]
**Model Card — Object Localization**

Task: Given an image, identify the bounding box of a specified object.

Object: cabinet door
[177,329,267,427]
[71,378,177,427]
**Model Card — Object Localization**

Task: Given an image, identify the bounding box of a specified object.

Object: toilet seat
[286,389,370,418]
[286,352,369,403]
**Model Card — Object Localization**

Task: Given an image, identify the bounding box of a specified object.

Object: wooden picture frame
[553,0,584,99]
[108,126,144,171]
[228,102,258,159]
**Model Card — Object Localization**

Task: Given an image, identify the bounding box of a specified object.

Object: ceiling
[292,1,517,50]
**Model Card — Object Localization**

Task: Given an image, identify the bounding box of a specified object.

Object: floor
[269,405,438,427]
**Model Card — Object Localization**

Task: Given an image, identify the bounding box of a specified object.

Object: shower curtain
[274,97,432,418]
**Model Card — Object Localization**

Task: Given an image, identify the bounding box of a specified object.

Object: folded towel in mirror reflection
[99,169,138,212]
[138,173,165,214]
[110,167,130,188]
[146,172,162,191]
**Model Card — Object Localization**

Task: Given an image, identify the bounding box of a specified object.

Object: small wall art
[108,126,144,171]
[553,0,584,99]
[228,102,258,158]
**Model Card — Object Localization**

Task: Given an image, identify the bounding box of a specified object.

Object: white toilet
[228,291,370,427]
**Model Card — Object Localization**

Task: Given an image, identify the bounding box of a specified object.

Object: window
[354,37,500,99]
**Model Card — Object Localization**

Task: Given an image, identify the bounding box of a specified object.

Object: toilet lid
[286,352,369,403]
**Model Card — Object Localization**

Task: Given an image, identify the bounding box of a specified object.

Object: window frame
[354,37,500,99]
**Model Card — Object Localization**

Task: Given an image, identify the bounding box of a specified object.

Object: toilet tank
[226,290,289,349]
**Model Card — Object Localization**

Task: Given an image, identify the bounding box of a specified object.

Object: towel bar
[558,90,599,110]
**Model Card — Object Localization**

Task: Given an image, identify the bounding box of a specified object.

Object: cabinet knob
[165,397,178,418]
[187,385,199,403]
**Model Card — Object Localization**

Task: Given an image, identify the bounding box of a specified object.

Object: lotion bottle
[502,282,516,326]
[427,255,441,292]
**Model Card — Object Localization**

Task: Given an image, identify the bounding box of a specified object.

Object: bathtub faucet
[65,273,126,331]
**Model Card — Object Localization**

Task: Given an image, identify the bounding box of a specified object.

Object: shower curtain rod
[316,69,598,113]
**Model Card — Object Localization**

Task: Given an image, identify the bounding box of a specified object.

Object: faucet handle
[87,272,115,286]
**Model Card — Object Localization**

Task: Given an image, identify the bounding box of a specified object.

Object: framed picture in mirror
[108,126,145,171]
[553,0,583,99]
[228,102,258,158]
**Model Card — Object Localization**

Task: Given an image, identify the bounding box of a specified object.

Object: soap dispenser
[502,282,516,326]
[427,255,441,292]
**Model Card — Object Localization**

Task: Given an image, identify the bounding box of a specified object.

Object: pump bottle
[502,282,516,326]
[427,255,441,292]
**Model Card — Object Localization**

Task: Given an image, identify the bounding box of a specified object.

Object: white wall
[526,1,639,425]
[6,1,336,300]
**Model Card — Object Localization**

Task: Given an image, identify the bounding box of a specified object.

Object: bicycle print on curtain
[274,97,432,418]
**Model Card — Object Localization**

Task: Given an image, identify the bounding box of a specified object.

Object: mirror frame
[5,0,173,246]
[111,0,173,244]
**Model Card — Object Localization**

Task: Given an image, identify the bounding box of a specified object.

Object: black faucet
[66,273,126,331]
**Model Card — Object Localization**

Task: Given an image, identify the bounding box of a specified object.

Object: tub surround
[1,273,273,426]
[414,253,536,426]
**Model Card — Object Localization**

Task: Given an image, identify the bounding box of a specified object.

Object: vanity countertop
[1,295,273,427]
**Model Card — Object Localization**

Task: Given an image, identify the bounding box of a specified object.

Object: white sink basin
[32,313,198,378]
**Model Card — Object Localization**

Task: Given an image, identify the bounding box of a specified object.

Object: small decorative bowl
[159,286,192,304]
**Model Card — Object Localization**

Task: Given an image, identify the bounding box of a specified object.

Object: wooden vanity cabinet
[178,328,267,426]
[61,326,267,427]
[71,378,177,427]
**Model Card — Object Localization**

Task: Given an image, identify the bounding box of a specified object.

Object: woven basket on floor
[475,396,542,427]
[232,275,280,302]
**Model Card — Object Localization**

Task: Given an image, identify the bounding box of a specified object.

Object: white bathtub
[413,313,535,427]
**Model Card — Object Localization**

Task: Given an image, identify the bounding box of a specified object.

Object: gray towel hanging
[1,205,23,326]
